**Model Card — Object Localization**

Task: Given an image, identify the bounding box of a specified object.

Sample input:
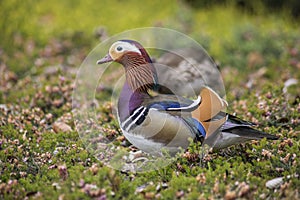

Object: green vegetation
[0,1,299,199]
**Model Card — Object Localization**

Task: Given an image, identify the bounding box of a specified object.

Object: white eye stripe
[110,41,141,55]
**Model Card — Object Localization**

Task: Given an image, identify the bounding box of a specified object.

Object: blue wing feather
[148,101,185,110]
[147,96,200,112]
[191,118,206,138]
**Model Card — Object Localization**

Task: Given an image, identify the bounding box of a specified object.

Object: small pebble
[266,177,284,189]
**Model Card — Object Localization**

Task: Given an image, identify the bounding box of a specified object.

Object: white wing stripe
[167,96,201,111]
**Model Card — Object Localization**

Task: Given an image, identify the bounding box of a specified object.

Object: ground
[0,1,299,199]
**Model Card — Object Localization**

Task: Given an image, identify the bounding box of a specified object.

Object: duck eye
[116,46,123,51]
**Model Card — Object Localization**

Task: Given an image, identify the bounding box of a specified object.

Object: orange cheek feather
[110,50,125,61]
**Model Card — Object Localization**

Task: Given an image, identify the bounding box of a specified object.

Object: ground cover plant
[0,1,299,199]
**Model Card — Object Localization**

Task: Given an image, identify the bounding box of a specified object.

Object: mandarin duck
[97,40,278,155]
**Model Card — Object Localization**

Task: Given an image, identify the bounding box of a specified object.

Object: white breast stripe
[121,106,144,128]
[167,96,201,111]
[125,107,147,132]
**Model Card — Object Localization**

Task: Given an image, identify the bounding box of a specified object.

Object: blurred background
[0,0,299,103]
[1,0,299,72]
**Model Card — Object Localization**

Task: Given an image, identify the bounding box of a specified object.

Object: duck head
[97,40,158,93]
[97,40,153,65]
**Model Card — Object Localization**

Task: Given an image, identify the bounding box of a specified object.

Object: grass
[0,1,300,199]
